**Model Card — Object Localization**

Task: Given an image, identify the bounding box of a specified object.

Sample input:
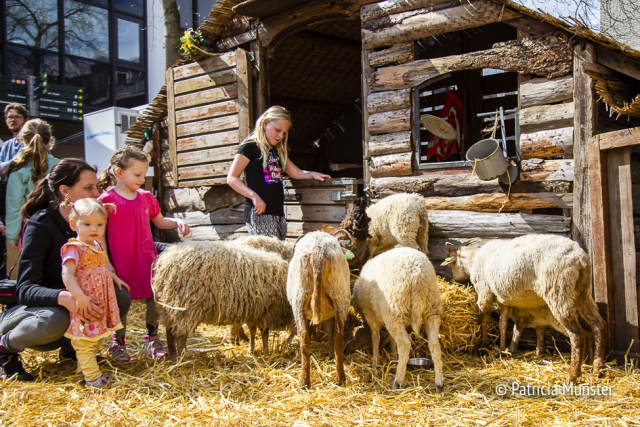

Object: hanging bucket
[466,138,508,181]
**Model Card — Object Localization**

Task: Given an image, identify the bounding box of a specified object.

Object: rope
[497,167,512,214]
[469,158,479,181]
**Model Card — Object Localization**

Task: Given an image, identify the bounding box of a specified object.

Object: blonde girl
[5,118,58,250]
[61,198,122,388]
[97,146,190,360]
[227,106,331,240]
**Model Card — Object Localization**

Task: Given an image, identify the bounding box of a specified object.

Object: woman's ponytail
[21,176,55,219]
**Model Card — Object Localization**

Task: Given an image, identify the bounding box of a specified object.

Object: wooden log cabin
[125,0,640,360]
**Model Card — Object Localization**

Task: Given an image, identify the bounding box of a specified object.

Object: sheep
[353,247,444,391]
[233,235,295,261]
[442,234,606,383]
[325,194,429,269]
[287,231,351,388]
[152,240,293,359]
[505,305,567,356]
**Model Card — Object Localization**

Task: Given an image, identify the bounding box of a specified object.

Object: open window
[412,23,520,170]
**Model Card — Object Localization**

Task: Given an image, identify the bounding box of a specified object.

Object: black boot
[0,353,34,381]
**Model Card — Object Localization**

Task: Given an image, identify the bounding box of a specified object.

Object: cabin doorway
[264,18,363,237]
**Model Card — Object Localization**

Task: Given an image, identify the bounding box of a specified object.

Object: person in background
[0,103,28,279]
[5,119,59,251]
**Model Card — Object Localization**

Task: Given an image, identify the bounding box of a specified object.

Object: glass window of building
[64,0,110,62]
[197,0,217,27]
[6,46,60,83]
[115,0,144,16]
[177,0,194,30]
[6,0,59,51]
[116,68,146,108]
[66,56,112,109]
[118,19,141,63]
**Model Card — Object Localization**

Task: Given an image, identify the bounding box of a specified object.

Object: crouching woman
[0,159,131,380]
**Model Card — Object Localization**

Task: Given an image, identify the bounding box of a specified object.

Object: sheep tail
[309,246,326,325]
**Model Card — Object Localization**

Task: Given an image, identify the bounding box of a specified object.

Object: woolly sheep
[442,234,606,382]
[233,235,295,261]
[353,247,444,391]
[329,194,429,269]
[505,305,567,356]
[287,231,351,388]
[153,240,292,359]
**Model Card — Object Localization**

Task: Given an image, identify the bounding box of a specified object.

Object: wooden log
[520,159,574,182]
[368,109,411,134]
[520,127,574,160]
[370,152,412,178]
[369,43,414,68]
[370,170,572,198]
[284,204,348,222]
[161,151,172,172]
[369,131,412,156]
[215,29,257,52]
[362,0,519,49]
[177,130,240,152]
[361,0,455,22]
[598,126,640,150]
[607,147,639,352]
[178,177,229,187]
[236,49,252,142]
[367,89,411,114]
[573,43,596,256]
[174,84,239,110]
[162,171,177,189]
[178,162,232,181]
[519,75,573,108]
[519,102,574,133]
[634,184,640,217]
[362,46,373,185]
[427,210,571,237]
[283,187,351,205]
[175,99,239,123]
[427,237,499,260]
[421,192,573,212]
[167,209,244,226]
[172,52,237,80]
[177,145,239,166]
[370,32,573,90]
[173,68,237,95]
[286,221,341,237]
[166,68,178,188]
[176,114,239,138]
[595,45,640,82]
[163,185,244,213]
[164,224,248,242]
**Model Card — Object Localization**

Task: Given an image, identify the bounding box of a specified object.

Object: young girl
[61,198,122,389]
[227,106,331,240]
[97,146,190,360]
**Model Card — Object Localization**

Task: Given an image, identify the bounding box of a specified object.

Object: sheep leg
[333,317,346,386]
[260,326,270,357]
[370,326,381,369]
[387,321,411,389]
[553,310,586,383]
[498,305,512,352]
[327,317,335,360]
[248,325,257,356]
[175,333,188,357]
[580,301,606,375]
[476,291,495,350]
[297,316,312,389]
[166,325,177,360]
[389,336,398,360]
[425,314,444,393]
[508,321,524,353]
[286,319,297,346]
[535,327,546,357]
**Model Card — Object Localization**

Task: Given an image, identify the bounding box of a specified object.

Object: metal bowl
[406,357,434,370]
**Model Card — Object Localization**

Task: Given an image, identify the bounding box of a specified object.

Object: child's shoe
[144,335,168,359]
[108,344,131,362]
[86,374,115,389]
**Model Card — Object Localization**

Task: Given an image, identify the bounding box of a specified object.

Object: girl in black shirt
[227,106,330,240]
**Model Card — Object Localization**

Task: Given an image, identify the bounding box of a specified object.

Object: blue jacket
[5,154,59,244]
[0,138,24,174]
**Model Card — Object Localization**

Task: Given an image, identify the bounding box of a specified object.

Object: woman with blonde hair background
[5,119,59,250]
[227,106,331,240]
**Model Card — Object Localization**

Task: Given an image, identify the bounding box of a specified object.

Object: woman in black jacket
[0,158,131,380]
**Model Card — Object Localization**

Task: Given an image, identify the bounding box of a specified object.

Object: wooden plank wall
[361,0,575,275]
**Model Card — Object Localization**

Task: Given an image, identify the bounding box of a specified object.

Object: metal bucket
[466,138,508,181]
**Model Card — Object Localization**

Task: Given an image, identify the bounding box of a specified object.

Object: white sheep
[505,305,567,356]
[328,193,429,269]
[353,247,444,391]
[233,234,295,261]
[287,231,351,388]
[153,240,292,359]
[442,234,606,382]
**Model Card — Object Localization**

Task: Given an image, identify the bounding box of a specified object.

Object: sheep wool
[233,235,295,261]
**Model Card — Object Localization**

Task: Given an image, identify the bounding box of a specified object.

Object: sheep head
[441,241,477,283]
[321,197,371,269]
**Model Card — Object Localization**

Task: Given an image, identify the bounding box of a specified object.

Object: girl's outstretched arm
[284,159,331,181]
[151,213,191,237]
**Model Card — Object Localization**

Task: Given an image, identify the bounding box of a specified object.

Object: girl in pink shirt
[97,146,190,360]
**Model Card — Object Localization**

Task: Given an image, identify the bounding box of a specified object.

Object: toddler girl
[97,146,190,360]
[61,198,122,389]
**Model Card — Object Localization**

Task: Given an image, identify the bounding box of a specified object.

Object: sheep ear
[445,242,454,254]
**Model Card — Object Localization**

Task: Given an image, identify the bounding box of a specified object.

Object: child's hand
[177,219,191,237]
[112,274,131,292]
[74,294,93,318]
[251,195,266,215]
[310,171,331,182]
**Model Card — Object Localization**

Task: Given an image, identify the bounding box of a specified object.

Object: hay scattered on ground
[2,279,639,426]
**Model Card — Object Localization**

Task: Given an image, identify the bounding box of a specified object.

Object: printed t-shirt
[236,141,285,222]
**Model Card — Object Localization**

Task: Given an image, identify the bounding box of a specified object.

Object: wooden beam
[519,102,574,133]
[294,29,360,49]
[250,39,269,116]
[270,95,354,111]
[520,127,573,160]
[421,192,572,212]
[174,84,239,110]
[166,67,178,188]
[369,43,414,68]
[367,89,411,114]
[572,43,597,256]
[360,0,456,22]
[503,16,558,36]
[520,159,574,182]
[173,52,237,80]
[607,147,639,353]
[236,49,252,143]
[215,29,258,53]
[369,131,412,156]
[599,126,640,150]
[362,0,519,50]
[362,43,373,186]
[370,32,573,91]
[368,108,411,134]
[595,44,640,82]
[370,152,412,177]
[587,134,615,349]
[519,75,573,108]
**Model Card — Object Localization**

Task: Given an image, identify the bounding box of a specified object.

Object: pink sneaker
[108,344,131,362]
[144,335,168,359]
